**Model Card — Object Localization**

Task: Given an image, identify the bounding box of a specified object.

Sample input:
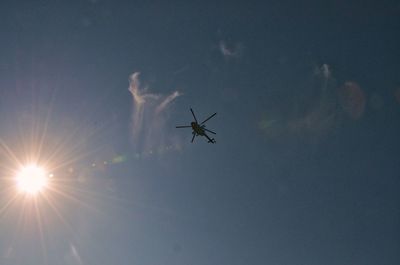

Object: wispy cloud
[128,72,181,154]
[290,63,337,133]
[219,40,242,59]
[259,63,339,139]
[313,63,332,90]
[321,63,331,79]
[156,91,181,114]
[64,243,83,265]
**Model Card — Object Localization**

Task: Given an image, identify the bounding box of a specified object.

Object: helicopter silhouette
[176,108,217,143]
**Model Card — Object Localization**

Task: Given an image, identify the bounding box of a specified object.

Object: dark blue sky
[1,1,399,265]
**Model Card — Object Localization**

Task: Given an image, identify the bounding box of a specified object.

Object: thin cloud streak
[64,243,83,265]
[259,63,339,140]
[219,40,242,59]
[156,91,181,114]
[128,72,181,153]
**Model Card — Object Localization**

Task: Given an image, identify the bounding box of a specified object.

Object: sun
[16,164,49,195]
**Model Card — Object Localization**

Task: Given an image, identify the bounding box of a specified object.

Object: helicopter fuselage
[191,122,205,135]
[175,108,216,144]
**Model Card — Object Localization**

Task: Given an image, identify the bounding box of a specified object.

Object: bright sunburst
[16,164,49,195]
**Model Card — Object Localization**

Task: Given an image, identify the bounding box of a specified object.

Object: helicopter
[176,108,217,143]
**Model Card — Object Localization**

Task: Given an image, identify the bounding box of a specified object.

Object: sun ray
[46,185,102,214]
[0,137,23,169]
[34,198,48,265]
[44,145,103,173]
[9,197,29,252]
[0,193,20,218]
[35,87,58,165]
[41,192,76,237]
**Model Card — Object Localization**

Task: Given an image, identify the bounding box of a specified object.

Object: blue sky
[0,1,399,265]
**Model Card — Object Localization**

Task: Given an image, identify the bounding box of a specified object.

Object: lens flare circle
[16,164,48,195]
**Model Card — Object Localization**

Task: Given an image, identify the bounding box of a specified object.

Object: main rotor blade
[190,108,198,123]
[204,128,216,134]
[176,125,191,128]
[191,133,196,143]
[200,112,217,125]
